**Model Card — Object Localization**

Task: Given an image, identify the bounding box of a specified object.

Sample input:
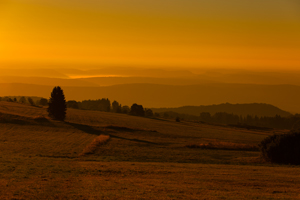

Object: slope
[1,101,299,200]
[0,101,279,164]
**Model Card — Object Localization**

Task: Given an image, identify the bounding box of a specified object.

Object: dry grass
[33,115,49,122]
[186,141,259,151]
[1,159,300,200]
[105,125,157,132]
[80,134,110,156]
[1,101,298,199]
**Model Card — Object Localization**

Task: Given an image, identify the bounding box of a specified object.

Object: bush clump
[259,131,300,165]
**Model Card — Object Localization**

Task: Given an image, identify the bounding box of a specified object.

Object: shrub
[154,112,160,117]
[6,98,13,102]
[122,105,130,114]
[66,100,79,109]
[259,131,300,165]
[145,108,154,117]
[19,96,26,103]
[130,103,145,116]
[112,100,122,113]
[27,97,35,106]
[39,98,48,106]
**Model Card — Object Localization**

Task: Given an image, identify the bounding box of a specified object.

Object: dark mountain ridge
[1,82,300,113]
[151,103,291,118]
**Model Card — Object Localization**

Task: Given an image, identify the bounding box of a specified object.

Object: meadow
[0,101,299,199]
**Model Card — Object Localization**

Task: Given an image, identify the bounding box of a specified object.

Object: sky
[1,0,300,70]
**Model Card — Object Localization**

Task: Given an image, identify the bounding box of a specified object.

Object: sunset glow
[1,0,300,70]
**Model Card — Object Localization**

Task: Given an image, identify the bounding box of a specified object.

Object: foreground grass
[0,101,297,199]
[80,135,110,156]
[1,156,300,200]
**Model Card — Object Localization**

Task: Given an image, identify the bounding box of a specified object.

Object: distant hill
[0,68,69,78]
[57,67,197,78]
[0,76,99,87]
[151,103,291,118]
[78,76,218,86]
[1,83,300,113]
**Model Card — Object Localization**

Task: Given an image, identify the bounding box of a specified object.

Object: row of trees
[159,110,300,129]
[0,87,67,121]
[66,99,153,117]
[47,86,154,121]
[0,96,48,106]
[0,87,154,121]
[7,87,294,129]
[199,112,300,129]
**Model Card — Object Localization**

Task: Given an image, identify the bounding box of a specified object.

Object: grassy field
[0,101,299,199]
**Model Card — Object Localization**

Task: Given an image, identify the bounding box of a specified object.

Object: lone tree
[47,86,67,121]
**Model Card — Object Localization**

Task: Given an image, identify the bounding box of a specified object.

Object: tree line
[0,88,154,120]
[67,99,154,117]
[46,87,154,121]
[2,87,299,129]
[159,111,300,130]
[0,96,48,106]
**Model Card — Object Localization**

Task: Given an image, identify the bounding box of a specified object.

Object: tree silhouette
[27,97,35,106]
[47,86,67,121]
[80,98,110,112]
[122,105,130,114]
[112,100,119,112]
[130,103,145,116]
[112,100,122,113]
[145,108,153,117]
[19,96,26,104]
[39,98,48,106]
[66,100,79,109]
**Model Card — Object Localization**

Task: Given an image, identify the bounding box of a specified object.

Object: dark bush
[27,97,35,106]
[80,98,110,112]
[112,100,122,113]
[6,98,13,102]
[67,100,79,109]
[259,131,300,165]
[122,105,130,114]
[154,112,160,117]
[19,96,26,103]
[39,98,48,106]
[130,103,145,116]
[145,108,154,117]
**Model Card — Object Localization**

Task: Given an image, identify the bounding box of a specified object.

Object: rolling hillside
[1,101,300,199]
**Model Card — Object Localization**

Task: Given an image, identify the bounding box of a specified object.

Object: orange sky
[1,0,300,70]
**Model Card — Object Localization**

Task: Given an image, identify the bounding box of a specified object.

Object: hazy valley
[1,67,300,113]
[1,67,300,199]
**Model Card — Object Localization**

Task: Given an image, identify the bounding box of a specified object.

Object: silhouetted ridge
[152,103,291,118]
[2,83,300,113]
